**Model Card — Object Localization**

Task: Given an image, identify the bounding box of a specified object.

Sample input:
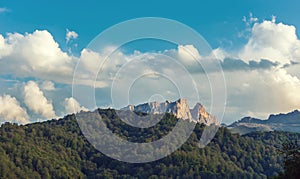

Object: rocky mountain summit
[228,110,300,134]
[122,98,219,126]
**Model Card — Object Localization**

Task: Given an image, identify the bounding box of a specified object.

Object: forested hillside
[0,109,299,178]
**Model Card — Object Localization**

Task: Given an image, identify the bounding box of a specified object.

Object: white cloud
[0,30,76,84]
[177,44,201,61]
[223,68,300,120]
[74,47,125,88]
[211,48,229,60]
[0,29,206,89]
[242,12,258,26]
[69,17,300,124]
[64,97,88,114]
[0,7,9,13]
[239,19,300,64]
[271,15,276,23]
[0,94,29,124]
[23,81,56,119]
[239,12,259,39]
[86,48,202,108]
[79,49,103,76]
[0,30,115,88]
[66,29,78,43]
[41,81,56,91]
[175,22,300,121]
[0,35,11,58]
[2,20,300,125]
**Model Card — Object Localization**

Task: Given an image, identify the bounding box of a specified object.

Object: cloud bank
[1,17,300,124]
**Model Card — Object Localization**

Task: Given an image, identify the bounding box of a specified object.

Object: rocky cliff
[122,99,219,126]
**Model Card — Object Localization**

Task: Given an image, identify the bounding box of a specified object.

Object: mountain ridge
[121,98,220,126]
[228,110,300,134]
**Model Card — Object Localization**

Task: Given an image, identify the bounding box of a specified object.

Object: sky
[1,0,300,124]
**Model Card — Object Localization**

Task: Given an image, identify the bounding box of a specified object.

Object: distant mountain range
[121,98,220,126]
[228,110,300,134]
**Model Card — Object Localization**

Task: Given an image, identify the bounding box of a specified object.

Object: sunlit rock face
[191,103,220,126]
[122,98,219,126]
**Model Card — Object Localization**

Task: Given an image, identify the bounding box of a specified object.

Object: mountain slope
[0,108,299,178]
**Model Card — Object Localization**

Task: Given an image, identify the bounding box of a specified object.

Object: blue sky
[2,0,300,51]
[1,0,300,124]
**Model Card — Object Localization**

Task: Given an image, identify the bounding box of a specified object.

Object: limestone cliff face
[190,103,220,126]
[122,98,219,126]
[166,99,192,121]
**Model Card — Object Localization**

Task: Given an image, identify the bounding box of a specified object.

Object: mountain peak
[122,99,219,126]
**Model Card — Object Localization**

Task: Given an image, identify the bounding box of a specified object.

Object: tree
[277,140,300,178]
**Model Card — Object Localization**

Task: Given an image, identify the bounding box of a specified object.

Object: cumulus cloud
[75,47,126,88]
[222,68,300,121]
[23,81,56,119]
[64,97,88,114]
[211,18,300,120]
[41,81,56,91]
[0,94,29,124]
[0,30,115,88]
[177,44,201,61]
[0,29,218,88]
[239,18,300,64]
[0,30,76,84]
[2,19,300,124]
[66,29,78,43]
[78,47,206,108]
[69,18,300,124]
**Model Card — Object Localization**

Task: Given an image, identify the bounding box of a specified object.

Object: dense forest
[0,109,299,178]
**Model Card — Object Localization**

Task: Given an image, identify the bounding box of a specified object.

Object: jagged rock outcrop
[190,103,219,126]
[121,98,219,126]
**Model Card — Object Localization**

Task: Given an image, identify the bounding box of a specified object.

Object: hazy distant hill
[228,110,300,134]
[0,108,299,178]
